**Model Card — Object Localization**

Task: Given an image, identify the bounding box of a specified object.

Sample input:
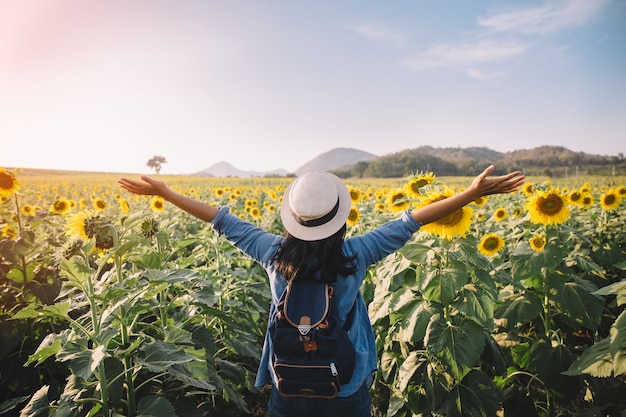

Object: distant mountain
[192,161,289,178]
[192,147,378,178]
[294,148,378,175]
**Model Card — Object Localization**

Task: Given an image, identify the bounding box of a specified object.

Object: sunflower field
[1,167,625,417]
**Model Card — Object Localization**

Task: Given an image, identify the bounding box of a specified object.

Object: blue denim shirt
[211,207,422,397]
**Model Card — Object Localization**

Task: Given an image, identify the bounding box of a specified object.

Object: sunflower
[347,207,360,227]
[0,168,19,197]
[419,189,474,239]
[375,202,386,211]
[1,223,17,240]
[93,198,107,212]
[529,234,546,252]
[599,189,621,211]
[522,182,534,196]
[66,211,92,240]
[405,172,435,198]
[472,195,489,207]
[348,187,361,203]
[140,218,159,238]
[567,190,583,206]
[50,198,71,214]
[386,189,409,212]
[119,199,130,214]
[616,185,626,197]
[150,196,165,212]
[20,204,36,216]
[478,233,505,257]
[581,194,594,208]
[214,188,225,198]
[493,207,507,222]
[249,207,262,219]
[525,189,570,225]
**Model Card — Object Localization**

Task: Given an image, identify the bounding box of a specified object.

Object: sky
[1,0,625,175]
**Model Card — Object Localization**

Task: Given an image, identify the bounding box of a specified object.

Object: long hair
[271,224,357,283]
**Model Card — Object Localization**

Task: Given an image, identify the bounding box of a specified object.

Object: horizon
[2,1,625,175]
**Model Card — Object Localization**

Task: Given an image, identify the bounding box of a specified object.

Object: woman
[118,165,524,417]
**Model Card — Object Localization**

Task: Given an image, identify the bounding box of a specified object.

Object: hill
[192,148,377,178]
[191,161,289,178]
[294,148,378,175]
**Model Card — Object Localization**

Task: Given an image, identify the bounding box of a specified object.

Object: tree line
[333,146,626,178]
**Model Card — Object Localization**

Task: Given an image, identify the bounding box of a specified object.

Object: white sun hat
[280,172,351,241]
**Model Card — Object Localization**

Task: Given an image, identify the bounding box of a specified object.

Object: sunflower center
[0,172,15,189]
[532,238,545,249]
[570,192,581,202]
[604,195,616,205]
[538,194,563,215]
[483,237,499,250]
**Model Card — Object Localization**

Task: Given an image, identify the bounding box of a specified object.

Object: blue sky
[1,0,624,175]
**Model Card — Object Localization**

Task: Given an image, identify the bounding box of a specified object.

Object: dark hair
[271,224,357,282]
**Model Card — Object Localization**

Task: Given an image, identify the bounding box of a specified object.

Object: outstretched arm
[118,176,219,222]
[411,165,525,225]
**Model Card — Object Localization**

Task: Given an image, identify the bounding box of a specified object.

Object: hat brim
[280,172,351,241]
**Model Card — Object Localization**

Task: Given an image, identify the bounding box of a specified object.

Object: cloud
[402,39,531,73]
[477,0,610,35]
[344,22,407,47]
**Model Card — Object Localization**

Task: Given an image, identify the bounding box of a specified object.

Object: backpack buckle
[298,316,312,335]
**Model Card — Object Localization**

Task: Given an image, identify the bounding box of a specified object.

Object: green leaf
[530,340,577,393]
[18,385,49,417]
[610,310,626,376]
[425,314,486,380]
[11,302,70,320]
[422,267,468,306]
[137,340,196,372]
[60,257,93,287]
[495,292,543,327]
[143,269,199,283]
[451,284,494,329]
[25,335,62,366]
[563,338,613,377]
[556,281,604,331]
[137,395,177,417]
[394,298,436,343]
[510,242,564,281]
[594,279,626,306]
[435,370,503,417]
[6,263,35,283]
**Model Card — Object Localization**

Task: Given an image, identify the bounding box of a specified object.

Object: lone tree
[147,155,167,174]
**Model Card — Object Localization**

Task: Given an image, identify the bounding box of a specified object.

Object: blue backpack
[269,278,356,398]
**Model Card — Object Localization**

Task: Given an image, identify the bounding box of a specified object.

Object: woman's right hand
[118,176,168,197]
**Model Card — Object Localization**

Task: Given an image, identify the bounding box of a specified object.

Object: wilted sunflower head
[347,207,360,227]
[140,218,159,238]
[599,190,621,211]
[525,189,570,225]
[478,233,505,257]
[0,168,19,197]
[529,234,546,252]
